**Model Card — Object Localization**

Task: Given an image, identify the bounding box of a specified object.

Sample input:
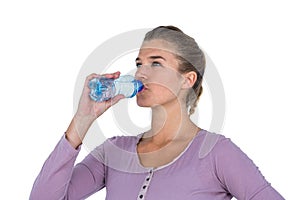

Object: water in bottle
[88,75,144,102]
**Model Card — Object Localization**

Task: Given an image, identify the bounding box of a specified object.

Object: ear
[182,71,198,89]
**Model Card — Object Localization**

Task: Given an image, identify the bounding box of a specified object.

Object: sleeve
[29,135,106,200]
[211,137,285,200]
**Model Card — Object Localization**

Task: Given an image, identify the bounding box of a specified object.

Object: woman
[30,26,284,199]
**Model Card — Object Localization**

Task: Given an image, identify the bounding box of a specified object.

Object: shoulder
[197,129,247,162]
[199,130,257,174]
[199,131,280,199]
[90,135,145,172]
[197,129,230,159]
[107,135,142,152]
[90,135,139,158]
[97,135,139,151]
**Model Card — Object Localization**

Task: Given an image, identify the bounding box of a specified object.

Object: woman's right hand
[66,72,125,148]
[75,71,125,121]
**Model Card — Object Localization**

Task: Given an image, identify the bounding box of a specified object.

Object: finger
[103,94,125,110]
[102,71,121,79]
[84,73,102,85]
[86,71,121,83]
[111,94,125,105]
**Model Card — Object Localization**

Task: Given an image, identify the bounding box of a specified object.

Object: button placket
[137,169,154,200]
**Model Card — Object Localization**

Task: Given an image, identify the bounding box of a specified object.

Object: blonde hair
[143,26,206,115]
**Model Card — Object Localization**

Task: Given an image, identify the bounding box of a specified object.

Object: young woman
[30,26,284,199]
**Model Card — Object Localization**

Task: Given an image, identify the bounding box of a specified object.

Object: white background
[0,0,299,199]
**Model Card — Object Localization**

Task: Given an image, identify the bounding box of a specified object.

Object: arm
[212,137,285,200]
[30,72,124,199]
[30,135,106,200]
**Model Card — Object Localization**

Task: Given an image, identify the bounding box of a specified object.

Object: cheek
[155,76,183,96]
[155,84,180,98]
[150,70,183,93]
[150,84,179,104]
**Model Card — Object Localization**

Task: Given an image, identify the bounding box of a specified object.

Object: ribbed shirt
[30,129,284,200]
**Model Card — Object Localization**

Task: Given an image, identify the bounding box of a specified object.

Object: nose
[135,65,148,81]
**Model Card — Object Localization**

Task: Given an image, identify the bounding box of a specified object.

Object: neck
[146,100,198,144]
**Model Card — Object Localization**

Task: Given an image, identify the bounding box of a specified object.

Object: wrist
[65,116,93,149]
[74,112,97,125]
[65,130,82,149]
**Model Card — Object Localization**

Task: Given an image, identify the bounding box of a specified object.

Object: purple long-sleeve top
[30,129,284,199]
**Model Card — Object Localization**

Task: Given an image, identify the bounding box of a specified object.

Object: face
[135,40,186,108]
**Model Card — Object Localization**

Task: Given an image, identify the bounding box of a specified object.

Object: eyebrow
[135,56,166,62]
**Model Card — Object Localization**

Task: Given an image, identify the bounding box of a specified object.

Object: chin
[136,96,154,107]
[136,99,151,107]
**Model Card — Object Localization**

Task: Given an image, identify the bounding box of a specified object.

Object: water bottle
[88,75,144,102]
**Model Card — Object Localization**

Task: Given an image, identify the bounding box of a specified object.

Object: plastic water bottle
[88,75,144,102]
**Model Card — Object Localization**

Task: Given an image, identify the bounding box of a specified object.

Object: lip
[140,82,148,89]
[143,84,149,89]
[138,84,148,94]
[140,87,148,92]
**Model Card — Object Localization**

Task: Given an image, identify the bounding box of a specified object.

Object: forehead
[138,39,179,60]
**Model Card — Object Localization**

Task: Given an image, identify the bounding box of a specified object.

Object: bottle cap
[130,79,144,98]
[136,80,144,93]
